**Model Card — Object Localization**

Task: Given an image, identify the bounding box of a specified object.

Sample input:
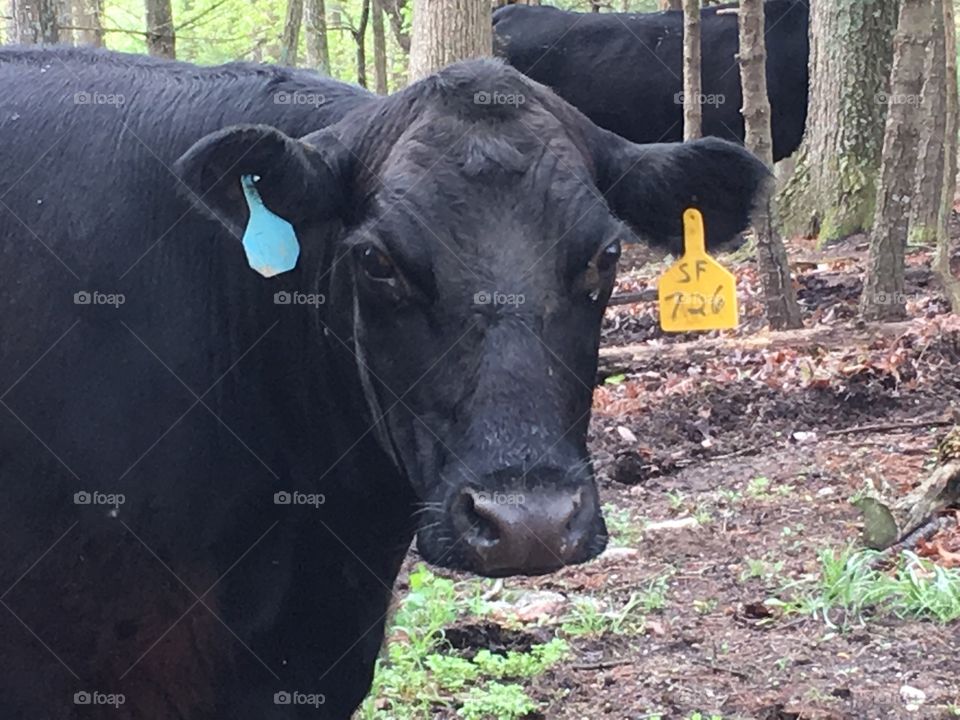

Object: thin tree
[659,0,681,9]
[935,0,960,312]
[681,0,701,141]
[909,0,946,247]
[861,0,933,321]
[779,0,898,246]
[352,0,370,88]
[304,0,330,73]
[738,0,802,329]
[145,0,175,58]
[280,0,304,66]
[382,0,409,54]
[408,0,491,82]
[372,0,388,93]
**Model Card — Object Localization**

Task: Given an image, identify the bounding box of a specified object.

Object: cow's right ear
[174,124,346,239]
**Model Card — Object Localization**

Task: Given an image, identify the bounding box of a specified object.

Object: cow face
[176,60,768,577]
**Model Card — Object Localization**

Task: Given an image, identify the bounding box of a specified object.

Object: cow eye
[357,245,396,282]
[596,240,621,272]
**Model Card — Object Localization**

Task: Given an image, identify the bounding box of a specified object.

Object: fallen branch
[599,319,915,375]
[870,516,951,569]
[826,419,956,437]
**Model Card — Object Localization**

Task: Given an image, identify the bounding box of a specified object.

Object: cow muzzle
[444,468,605,576]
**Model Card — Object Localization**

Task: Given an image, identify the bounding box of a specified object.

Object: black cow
[0,47,766,719]
[493,0,809,161]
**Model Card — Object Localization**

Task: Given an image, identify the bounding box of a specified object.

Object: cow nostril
[456,490,501,547]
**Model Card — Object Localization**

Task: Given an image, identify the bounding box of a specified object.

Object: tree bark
[935,0,960,313]
[738,0,802,329]
[408,0,492,82]
[71,0,103,46]
[354,0,370,88]
[372,0,388,93]
[909,0,946,247]
[778,0,898,246]
[145,0,175,58]
[681,0,701,141]
[280,0,304,66]
[304,0,330,73]
[861,0,933,321]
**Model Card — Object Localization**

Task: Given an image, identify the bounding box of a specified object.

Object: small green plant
[667,490,686,510]
[602,503,643,547]
[740,556,785,582]
[692,598,718,615]
[458,683,537,720]
[747,476,772,498]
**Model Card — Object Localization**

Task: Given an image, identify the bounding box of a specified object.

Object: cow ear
[591,132,771,251]
[175,125,346,273]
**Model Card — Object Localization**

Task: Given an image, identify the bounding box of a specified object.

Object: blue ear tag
[239,174,300,278]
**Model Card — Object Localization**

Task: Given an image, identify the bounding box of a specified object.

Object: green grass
[561,575,670,637]
[770,547,960,628]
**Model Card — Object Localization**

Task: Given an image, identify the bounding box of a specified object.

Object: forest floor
[360,229,960,720]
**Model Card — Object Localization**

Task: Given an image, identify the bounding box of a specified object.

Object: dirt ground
[393,231,960,720]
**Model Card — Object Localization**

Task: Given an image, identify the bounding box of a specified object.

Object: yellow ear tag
[657,209,739,332]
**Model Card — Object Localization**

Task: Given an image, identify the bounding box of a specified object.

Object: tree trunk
[304,0,330,73]
[738,0,802,329]
[408,0,491,82]
[354,0,370,88]
[71,0,103,46]
[36,0,58,41]
[681,0,701,141]
[145,0,176,58]
[382,0,409,55]
[57,0,71,43]
[908,0,946,247]
[280,0,304,66]
[659,0,682,9]
[778,0,898,245]
[935,0,960,312]
[10,0,37,42]
[372,0,388,93]
[861,0,933,321]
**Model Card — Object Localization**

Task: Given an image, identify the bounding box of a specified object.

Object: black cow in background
[493,0,809,162]
[0,47,767,719]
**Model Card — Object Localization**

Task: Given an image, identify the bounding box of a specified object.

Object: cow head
[175,60,768,577]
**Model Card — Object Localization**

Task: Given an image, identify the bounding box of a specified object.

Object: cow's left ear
[590,131,771,251]
[174,124,347,239]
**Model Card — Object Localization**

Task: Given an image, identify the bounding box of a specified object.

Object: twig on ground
[826,419,954,437]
